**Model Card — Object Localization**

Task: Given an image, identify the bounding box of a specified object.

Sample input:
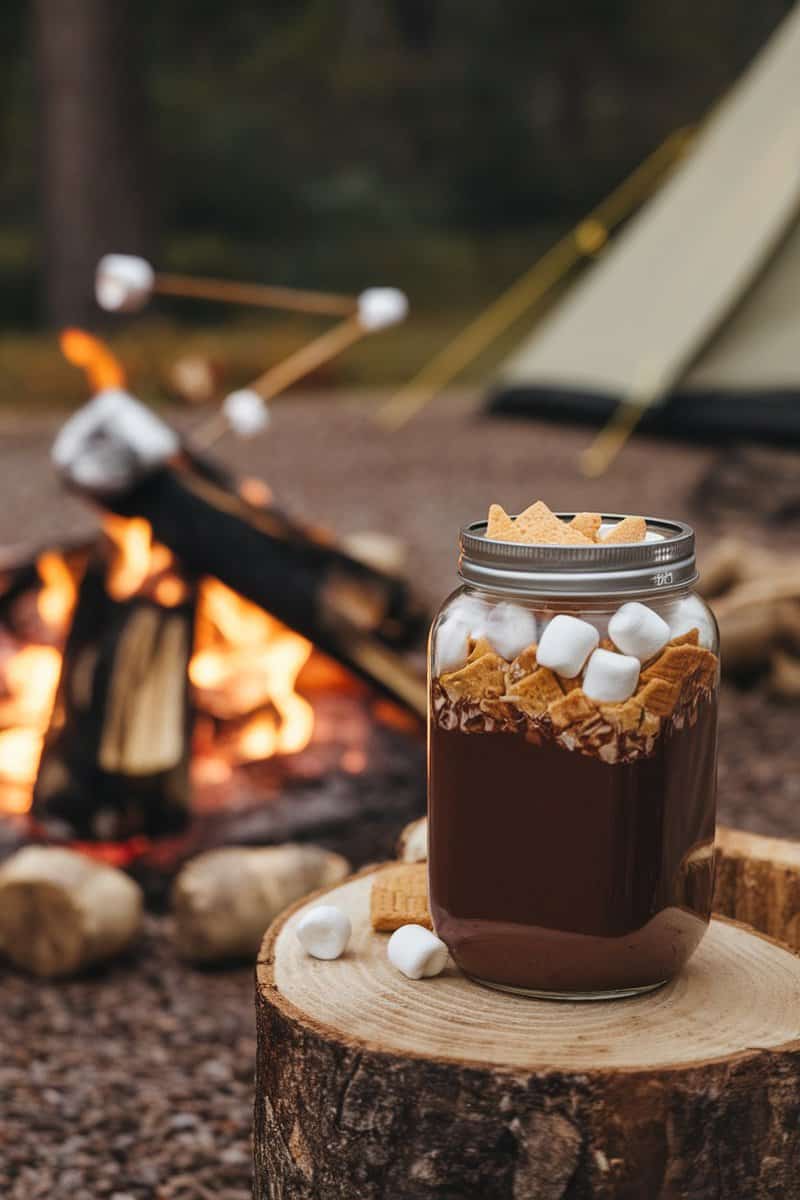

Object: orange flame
[60,328,126,391]
[37,551,78,630]
[102,513,188,606]
[0,527,317,814]
[0,644,63,804]
[191,580,314,762]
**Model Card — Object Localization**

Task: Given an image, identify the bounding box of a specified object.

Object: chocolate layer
[428,695,718,994]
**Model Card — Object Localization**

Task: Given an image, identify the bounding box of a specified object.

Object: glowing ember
[239,476,273,507]
[237,713,278,762]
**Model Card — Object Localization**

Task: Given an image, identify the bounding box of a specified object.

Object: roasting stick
[376,127,694,433]
[154,272,356,317]
[192,289,409,450]
[95,254,357,318]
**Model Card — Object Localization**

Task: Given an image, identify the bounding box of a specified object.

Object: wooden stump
[255,868,800,1200]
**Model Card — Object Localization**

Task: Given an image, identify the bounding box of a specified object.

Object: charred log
[32,552,196,841]
[102,466,427,716]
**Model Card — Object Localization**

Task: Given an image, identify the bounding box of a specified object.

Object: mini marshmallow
[446,595,489,638]
[357,287,409,331]
[485,603,537,661]
[95,254,155,313]
[296,904,351,960]
[608,602,670,662]
[222,389,271,438]
[536,614,599,677]
[435,617,471,674]
[583,648,640,702]
[387,924,448,980]
[668,595,717,650]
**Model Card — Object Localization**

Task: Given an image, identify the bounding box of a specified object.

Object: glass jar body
[428,583,719,998]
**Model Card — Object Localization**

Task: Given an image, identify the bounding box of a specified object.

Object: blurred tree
[32,0,153,325]
[0,0,792,328]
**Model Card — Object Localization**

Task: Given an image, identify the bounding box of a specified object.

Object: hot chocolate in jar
[428,502,719,998]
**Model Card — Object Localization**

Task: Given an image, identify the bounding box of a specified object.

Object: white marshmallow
[485,603,537,661]
[387,924,448,980]
[668,595,717,650]
[222,389,271,438]
[583,648,640,702]
[357,287,409,331]
[296,905,351,960]
[536,614,599,677]
[52,388,180,494]
[434,617,471,673]
[446,595,489,639]
[608,602,670,662]
[95,254,155,313]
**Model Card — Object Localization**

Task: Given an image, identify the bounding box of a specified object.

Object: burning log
[52,391,428,718]
[32,549,196,842]
[172,843,350,963]
[0,846,143,977]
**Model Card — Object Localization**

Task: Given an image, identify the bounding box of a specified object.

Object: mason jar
[428,514,719,999]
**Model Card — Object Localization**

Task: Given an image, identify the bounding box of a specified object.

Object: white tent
[492,4,800,443]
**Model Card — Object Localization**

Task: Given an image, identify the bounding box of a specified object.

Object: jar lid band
[458,515,697,598]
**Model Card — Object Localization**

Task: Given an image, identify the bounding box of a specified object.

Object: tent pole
[376,127,694,432]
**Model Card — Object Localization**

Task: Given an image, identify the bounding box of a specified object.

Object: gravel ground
[1,394,799,1197]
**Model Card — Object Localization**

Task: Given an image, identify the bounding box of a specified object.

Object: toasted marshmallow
[608,602,670,662]
[485,603,537,661]
[583,648,640,702]
[387,924,448,980]
[435,617,471,674]
[357,287,409,331]
[52,389,179,494]
[222,389,271,438]
[536,614,599,677]
[95,254,155,313]
[296,905,351,960]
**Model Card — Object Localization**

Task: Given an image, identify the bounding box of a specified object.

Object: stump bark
[255,865,800,1200]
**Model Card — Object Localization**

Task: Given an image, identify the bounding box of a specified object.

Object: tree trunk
[255,864,800,1199]
[32,0,152,326]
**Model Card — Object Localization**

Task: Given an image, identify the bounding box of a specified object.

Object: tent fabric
[493,4,800,415]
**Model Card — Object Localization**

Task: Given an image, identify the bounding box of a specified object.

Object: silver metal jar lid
[458,515,697,598]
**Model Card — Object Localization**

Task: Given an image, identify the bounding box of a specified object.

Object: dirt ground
[1,395,799,1198]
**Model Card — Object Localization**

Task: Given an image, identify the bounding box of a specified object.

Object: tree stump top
[257,867,800,1074]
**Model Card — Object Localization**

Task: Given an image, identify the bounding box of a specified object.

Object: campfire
[0,536,318,814]
[0,329,427,889]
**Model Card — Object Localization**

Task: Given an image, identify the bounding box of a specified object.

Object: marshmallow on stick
[96,254,358,317]
[194,287,409,448]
